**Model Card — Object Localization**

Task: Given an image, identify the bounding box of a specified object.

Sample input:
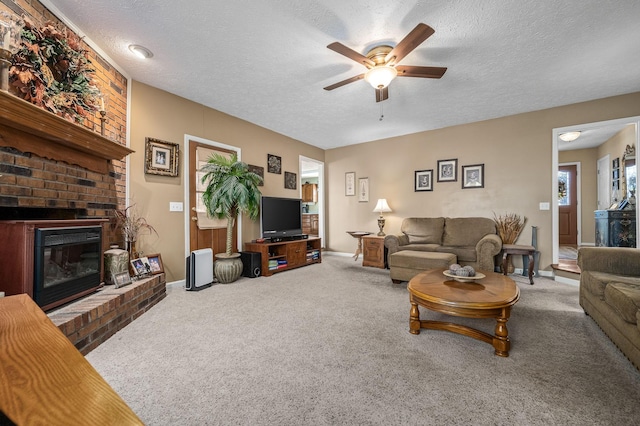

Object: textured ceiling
[44,0,640,150]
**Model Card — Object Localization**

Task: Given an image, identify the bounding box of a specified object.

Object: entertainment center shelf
[244,237,321,277]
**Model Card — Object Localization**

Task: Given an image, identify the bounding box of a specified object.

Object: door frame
[299,156,325,245]
[552,116,640,264]
[183,134,242,258]
[558,162,581,246]
[596,155,611,211]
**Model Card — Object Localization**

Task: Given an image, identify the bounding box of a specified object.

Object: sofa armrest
[578,247,640,276]
[475,234,503,271]
[384,234,409,255]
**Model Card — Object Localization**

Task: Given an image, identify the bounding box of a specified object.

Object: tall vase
[126,240,137,259]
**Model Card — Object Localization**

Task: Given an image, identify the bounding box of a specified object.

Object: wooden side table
[501,244,535,285]
[363,235,386,268]
[346,231,371,261]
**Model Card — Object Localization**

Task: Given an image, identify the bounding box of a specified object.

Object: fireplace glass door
[34,226,102,308]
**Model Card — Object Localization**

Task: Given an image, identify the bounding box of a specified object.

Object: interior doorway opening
[552,116,640,266]
[299,156,325,246]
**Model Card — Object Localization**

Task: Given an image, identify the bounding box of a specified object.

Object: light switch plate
[539,202,550,210]
[169,202,183,212]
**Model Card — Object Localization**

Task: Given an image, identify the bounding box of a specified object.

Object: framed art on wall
[345,172,355,196]
[284,171,297,189]
[267,154,282,174]
[248,164,264,186]
[462,164,484,189]
[358,177,369,202]
[437,159,457,182]
[415,169,433,191]
[145,138,179,177]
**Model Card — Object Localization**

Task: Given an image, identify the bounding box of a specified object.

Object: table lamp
[373,198,392,236]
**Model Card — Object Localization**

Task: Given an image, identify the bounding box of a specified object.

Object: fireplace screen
[34,226,102,308]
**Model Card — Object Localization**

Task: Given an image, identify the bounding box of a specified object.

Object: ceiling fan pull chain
[379,102,384,121]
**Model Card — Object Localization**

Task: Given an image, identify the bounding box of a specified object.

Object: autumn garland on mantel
[8,18,101,123]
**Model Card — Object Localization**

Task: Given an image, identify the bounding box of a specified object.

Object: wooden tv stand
[244,237,321,277]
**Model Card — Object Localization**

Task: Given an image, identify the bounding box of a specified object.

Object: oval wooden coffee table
[408,268,520,357]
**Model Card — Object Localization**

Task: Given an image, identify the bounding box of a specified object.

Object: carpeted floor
[86,255,640,425]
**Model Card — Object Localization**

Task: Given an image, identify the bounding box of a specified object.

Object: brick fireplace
[0,90,168,353]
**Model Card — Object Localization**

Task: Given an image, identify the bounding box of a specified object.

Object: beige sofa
[384,217,502,276]
[578,247,640,370]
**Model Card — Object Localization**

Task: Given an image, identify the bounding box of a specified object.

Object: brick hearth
[48,274,167,355]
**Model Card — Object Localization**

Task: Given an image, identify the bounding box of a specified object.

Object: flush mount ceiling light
[559,131,581,142]
[128,44,153,59]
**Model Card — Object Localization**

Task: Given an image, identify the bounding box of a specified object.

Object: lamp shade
[373,198,392,213]
[364,66,397,89]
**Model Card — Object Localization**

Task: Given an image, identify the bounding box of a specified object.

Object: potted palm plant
[201,152,262,283]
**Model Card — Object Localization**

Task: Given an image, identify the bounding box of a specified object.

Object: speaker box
[240,251,261,278]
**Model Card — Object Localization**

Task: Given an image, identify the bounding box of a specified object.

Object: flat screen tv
[260,196,303,238]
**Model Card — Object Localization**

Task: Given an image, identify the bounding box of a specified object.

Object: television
[260,196,303,238]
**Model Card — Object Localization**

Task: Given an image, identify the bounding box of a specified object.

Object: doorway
[552,116,640,265]
[299,156,325,245]
[183,135,242,258]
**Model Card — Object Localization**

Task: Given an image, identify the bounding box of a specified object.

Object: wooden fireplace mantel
[0,90,134,173]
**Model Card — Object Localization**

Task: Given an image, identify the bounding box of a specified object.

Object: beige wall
[598,125,636,200]
[325,92,640,272]
[129,82,324,282]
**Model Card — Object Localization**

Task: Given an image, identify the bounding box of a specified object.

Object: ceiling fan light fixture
[364,66,397,89]
[128,44,154,59]
[559,131,581,142]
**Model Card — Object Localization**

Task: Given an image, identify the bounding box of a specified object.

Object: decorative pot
[214,253,243,283]
[104,245,129,285]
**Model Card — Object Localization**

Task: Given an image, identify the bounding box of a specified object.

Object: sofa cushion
[399,243,440,252]
[604,282,640,324]
[582,271,640,299]
[435,246,477,263]
[389,250,456,270]
[401,218,445,244]
[442,217,496,247]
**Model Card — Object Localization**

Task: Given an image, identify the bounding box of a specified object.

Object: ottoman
[389,251,457,283]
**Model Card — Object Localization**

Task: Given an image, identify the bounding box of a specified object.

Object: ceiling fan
[323,23,447,102]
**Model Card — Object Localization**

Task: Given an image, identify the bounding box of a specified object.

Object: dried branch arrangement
[494,212,527,244]
[114,204,157,243]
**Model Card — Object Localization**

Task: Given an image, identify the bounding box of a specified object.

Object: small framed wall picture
[267,154,282,174]
[345,172,355,196]
[248,164,264,186]
[415,169,433,191]
[358,177,369,202]
[284,171,297,189]
[114,272,132,289]
[146,253,164,274]
[437,159,457,182]
[462,164,484,189]
[145,137,179,177]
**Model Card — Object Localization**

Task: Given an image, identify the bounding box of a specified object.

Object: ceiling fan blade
[395,65,447,79]
[384,23,435,66]
[323,74,365,91]
[327,42,375,68]
[375,87,389,103]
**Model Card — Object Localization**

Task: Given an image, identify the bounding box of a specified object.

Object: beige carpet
[86,255,640,425]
